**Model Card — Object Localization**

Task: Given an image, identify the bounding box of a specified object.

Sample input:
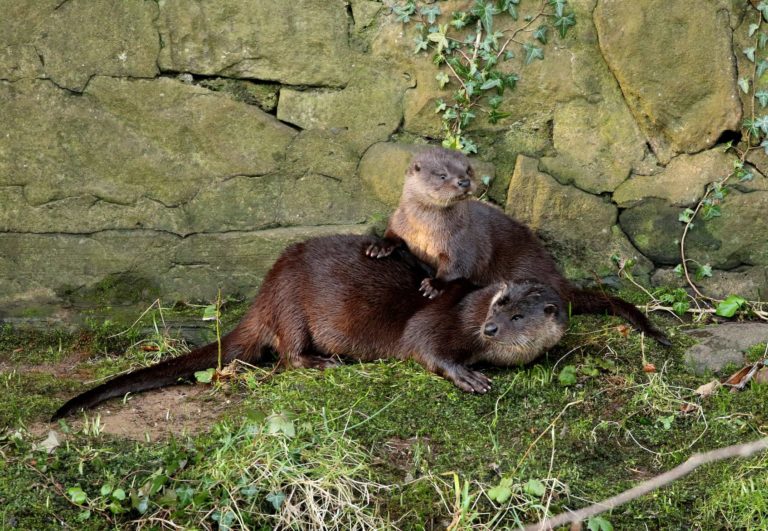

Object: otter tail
[568,288,671,346]
[51,330,254,421]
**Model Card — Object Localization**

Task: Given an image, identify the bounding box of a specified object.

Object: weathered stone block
[157,0,352,86]
[506,156,652,279]
[614,150,737,208]
[594,0,741,163]
[277,65,408,153]
[539,98,645,193]
[0,0,159,91]
[0,78,296,233]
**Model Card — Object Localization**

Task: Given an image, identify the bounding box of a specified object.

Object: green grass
[1,301,768,529]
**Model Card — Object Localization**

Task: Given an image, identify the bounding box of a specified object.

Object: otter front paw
[365,241,397,259]
[445,365,492,394]
[419,277,443,299]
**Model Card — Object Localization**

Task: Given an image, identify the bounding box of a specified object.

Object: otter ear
[413,162,421,172]
[544,304,559,315]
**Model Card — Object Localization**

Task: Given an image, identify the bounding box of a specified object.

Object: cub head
[404,147,477,206]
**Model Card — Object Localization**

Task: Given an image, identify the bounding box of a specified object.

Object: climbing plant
[392,0,576,153]
[661,1,768,320]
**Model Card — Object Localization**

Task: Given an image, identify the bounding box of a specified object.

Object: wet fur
[52,236,566,420]
[375,147,671,345]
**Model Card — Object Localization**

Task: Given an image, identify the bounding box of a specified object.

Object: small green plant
[393,0,576,152]
[196,289,224,384]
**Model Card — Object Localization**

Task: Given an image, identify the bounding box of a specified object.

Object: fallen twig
[524,437,768,531]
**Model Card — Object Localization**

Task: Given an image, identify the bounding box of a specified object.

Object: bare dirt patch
[35,384,238,442]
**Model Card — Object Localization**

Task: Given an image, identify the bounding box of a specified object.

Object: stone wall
[1,0,765,319]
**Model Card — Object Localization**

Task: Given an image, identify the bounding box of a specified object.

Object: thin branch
[523,437,768,531]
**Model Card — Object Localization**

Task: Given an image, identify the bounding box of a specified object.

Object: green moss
[60,272,160,307]
[3,303,768,529]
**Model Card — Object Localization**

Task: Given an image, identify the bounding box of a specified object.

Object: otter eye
[511,314,523,321]
[434,172,447,180]
[544,304,558,315]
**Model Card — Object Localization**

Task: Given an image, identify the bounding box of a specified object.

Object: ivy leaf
[451,11,469,29]
[756,115,768,134]
[202,304,219,321]
[672,301,690,316]
[534,25,549,44]
[744,118,759,138]
[745,47,756,63]
[420,5,441,24]
[488,95,503,109]
[554,12,576,38]
[524,43,544,64]
[757,59,768,78]
[715,295,746,318]
[488,109,511,124]
[701,203,721,220]
[481,175,492,186]
[524,479,546,497]
[436,71,450,88]
[266,491,286,511]
[750,23,760,37]
[505,73,519,89]
[487,478,513,503]
[558,365,577,386]
[68,486,87,505]
[393,3,416,23]
[738,77,751,94]
[760,32,768,49]
[434,99,447,113]
[480,77,503,91]
[460,137,478,154]
[414,35,428,53]
[498,0,521,20]
[427,24,450,53]
[549,0,566,18]
[695,263,713,280]
[759,1,768,22]
[757,90,768,108]
[588,515,614,531]
[761,138,768,154]
[266,412,296,437]
[673,263,684,278]
[678,208,695,223]
[472,0,499,34]
[738,169,754,182]
[194,368,215,383]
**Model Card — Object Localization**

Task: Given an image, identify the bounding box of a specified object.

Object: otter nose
[457,178,471,189]
[483,323,498,337]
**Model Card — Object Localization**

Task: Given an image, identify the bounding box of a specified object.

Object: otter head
[404,147,477,207]
[479,281,567,365]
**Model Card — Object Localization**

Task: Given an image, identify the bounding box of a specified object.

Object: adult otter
[366,147,670,346]
[52,235,567,420]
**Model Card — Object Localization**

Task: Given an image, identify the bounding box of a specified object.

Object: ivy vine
[391,0,576,153]
[666,1,768,320]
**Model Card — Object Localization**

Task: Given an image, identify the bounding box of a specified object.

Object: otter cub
[367,147,670,345]
[52,235,567,419]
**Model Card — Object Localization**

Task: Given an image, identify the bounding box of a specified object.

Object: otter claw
[366,243,396,259]
[420,278,443,299]
[448,365,492,393]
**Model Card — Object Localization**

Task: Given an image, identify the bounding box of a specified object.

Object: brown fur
[368,147,671,345]
[52,235,567,420]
